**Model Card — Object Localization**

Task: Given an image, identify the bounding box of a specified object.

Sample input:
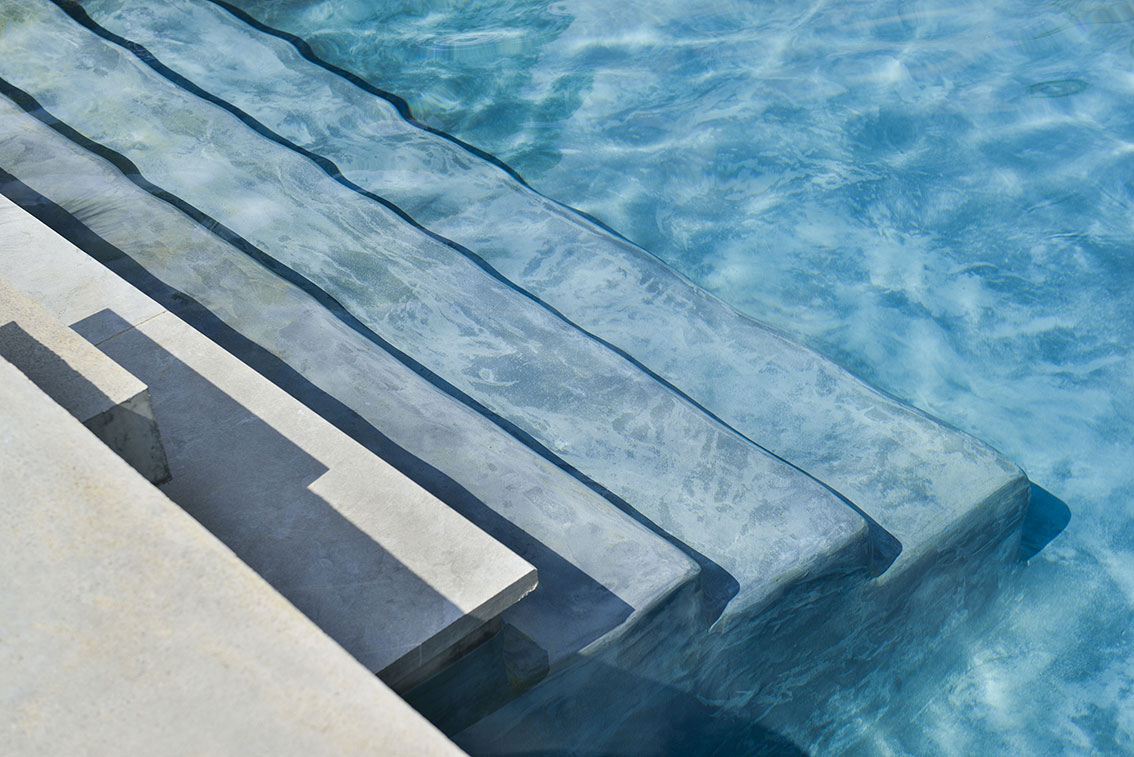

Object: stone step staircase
[83,0,1026,589]
[0,199,537,692]
[0,0,1032,750]
[0,97,702,716]
[0,0,879,629]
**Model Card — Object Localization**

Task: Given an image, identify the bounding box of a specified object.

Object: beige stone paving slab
[0,278,145,411]
[104,308,538,677]
[0,355,464,756]
[0,277,169,482]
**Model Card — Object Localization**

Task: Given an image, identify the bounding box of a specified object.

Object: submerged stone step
[81,0,1029,585]
[0,0,879,631]
[0,194,538,689]
[0,100,699,680]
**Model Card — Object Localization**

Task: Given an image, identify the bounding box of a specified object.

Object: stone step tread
[0,277,146,410]
[82,0,1029,577]
[0,193,536,682]
[0,109,697,670]
[0,0,876,624]
[0,277,169,482]
[0,355,462,756]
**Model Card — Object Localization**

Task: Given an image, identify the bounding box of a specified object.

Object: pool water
[0,0,1129,752]
[224,0,1134,752]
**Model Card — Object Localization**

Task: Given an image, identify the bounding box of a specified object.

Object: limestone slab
[0,197,163,338]
[90,308,538,680]
[0,277,169,482]
[0,356,463,756]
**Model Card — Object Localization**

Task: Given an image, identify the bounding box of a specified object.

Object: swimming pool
[2,0,1131,753]
[225,1,1134,752]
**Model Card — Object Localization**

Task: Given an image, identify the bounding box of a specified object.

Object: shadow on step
[0,175,645,658]
[0,321,113,414]
[71,309,464,675]
[1019,483,1071,561]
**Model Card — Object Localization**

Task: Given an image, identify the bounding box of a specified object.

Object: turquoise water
[223,0,1134,752]
[0,0,1127,751]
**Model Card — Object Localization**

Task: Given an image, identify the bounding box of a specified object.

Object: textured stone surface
[0,104,698,684]
[0,2,877,628]
[101,309,536,678]
[0,201,163,336]
[0,356,464,756]
[0,277,169,482]
[84,0,1030,584]
[0,191,537,685]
